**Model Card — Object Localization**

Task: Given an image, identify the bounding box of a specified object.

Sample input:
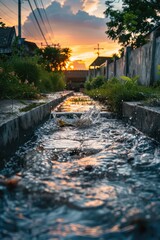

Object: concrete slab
[122,101,160,142]
[0,92,71,126]
[0,91,73,160]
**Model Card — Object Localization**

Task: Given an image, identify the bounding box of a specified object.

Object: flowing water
[0,93,160,240]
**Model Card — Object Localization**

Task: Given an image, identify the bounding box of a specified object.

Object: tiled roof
[0,27,16,48]
[24,41,38,51]
[89,56,112,67]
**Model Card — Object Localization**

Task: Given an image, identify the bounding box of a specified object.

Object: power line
[18,0,45,43]
[0,0,49,45]
[39,0,54,39]
[0,8,16,26]
[33,0,53,43]
[27,0,48,45]
[0,0,17,16]
[19,0,44,41]
[0,8,29,38]
[33,0,45,26]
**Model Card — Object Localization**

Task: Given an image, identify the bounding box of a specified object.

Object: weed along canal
[1,93,160,240]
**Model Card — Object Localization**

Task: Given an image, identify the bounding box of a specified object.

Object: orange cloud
[22,0,120,69]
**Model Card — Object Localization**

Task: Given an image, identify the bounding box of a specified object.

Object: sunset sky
[0,0,121,69]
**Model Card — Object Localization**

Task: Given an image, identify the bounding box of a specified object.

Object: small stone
[127,157,134,163]
[85,165,93,171]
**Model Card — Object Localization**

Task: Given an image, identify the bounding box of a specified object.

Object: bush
[91,76,106,89]
[50,72,66,91]
[12,58,40,86]
[84,78,92,90]
[85,76,157,115]
[38,70,65,93]
[0,72,39,99]
[85,76,106,90]
[0,56,66,99]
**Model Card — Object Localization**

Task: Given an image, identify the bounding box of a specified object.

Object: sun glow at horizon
[1,0,121,70]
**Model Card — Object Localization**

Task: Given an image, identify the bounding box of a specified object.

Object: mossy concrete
[122,102,160,142]
[0,92,73,162]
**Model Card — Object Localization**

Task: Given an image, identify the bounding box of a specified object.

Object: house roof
[89,56,112,67]
[24,41,38,52]
[0,27,16,48]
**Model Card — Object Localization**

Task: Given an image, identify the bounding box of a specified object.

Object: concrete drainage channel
[122,102,160,143]
[0,92,74,161]
[1,93,160,162]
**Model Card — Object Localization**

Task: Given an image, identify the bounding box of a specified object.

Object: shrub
[12,58,40,86]
[85,76,157,115]
[91,76,106,89]
[38,70,65,93]
[85,76,106,90]
[50,72,66,91]
[0,72,39,99]
[84,78,92,90]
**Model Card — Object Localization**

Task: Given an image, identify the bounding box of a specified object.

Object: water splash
[53,107,101,128]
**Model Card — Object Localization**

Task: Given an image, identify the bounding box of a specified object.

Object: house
[0,26,16,54]
[63,70,88,91]
[23,41,38,56]
[88,56,112,79]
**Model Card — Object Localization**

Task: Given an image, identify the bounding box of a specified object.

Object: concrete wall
[154,36,160,82]
[128,42,152,85]
[105,31,160,86]
[122,102,160,142]
[108,61,115,79]
[115,57,125,77]
[0,92,73,162]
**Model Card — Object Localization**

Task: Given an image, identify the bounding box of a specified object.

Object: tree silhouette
[37,46,71,71]
[105,0,160,48]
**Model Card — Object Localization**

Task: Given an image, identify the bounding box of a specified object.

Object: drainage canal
[0,93,160,239]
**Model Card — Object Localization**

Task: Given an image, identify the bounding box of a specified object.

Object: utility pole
[94,43,104,57]
[18,0,22,45]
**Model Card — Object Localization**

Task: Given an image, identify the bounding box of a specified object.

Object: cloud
[64,0,84,13]
[22,0,120,67]
[23,1,106,45]
[63,0,100,14]
[72,60,86,70]
[83,0,99,13]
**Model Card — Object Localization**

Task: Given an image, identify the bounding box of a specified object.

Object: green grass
[0,56,66,99]
[84,76,160,115]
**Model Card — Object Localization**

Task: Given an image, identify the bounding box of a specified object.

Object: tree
[37,46,71,71]
[0,21,5,28]
[105,0,160,48]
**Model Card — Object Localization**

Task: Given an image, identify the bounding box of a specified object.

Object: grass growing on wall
[85,76,160,115]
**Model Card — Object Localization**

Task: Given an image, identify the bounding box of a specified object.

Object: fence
[106,33,160,86]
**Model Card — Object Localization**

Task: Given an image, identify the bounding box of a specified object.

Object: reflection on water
[0,94,160,239]
[54,93,107,112]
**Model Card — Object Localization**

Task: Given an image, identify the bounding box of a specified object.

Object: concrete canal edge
[122,102,160,142]
[1,95,159,162]
[0,92,73,162]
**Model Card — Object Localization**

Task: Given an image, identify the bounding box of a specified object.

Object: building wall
[104,30,160,86]
[108,61,115,79]
[154,36,160,82]
[127,43,152,85]
[115,56,125,78]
